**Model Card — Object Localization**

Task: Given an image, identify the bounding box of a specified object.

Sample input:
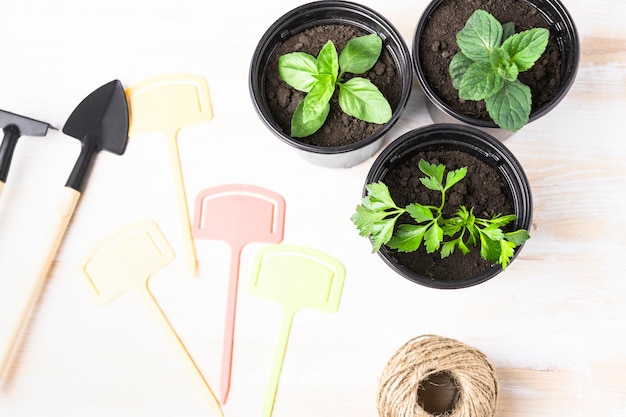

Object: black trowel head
[63,80,129,155]
[0,109,52,137]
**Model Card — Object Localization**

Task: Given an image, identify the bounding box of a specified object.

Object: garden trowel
[0,109,54,199]
[192,184,286,403]
[126,74,214,278]
[0,80,129,382]
[248,244,345,417]
[80,220,223,417]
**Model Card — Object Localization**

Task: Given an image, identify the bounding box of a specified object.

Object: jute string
[377,335,498,417]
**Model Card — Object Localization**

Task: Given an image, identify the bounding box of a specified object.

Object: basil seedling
[278,33,392,137]
[449,10,549,131]
[351,159,530,269]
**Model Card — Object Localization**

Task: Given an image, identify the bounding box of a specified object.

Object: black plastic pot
[364,124,533,289]
[412,0,580,140]
[249,0,412,168]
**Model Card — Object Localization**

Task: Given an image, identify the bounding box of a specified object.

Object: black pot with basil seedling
[351,124,532,289]
[278,33,392,138]
[250,0,412,168]
[412,0,579,140]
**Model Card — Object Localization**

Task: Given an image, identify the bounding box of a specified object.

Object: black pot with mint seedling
[250,0,412,168]
[412,0,579,140]
[351,124,532,289]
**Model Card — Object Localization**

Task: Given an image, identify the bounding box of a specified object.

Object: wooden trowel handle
[0,187,80,381]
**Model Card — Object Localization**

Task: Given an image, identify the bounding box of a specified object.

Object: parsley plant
[351,159,530,269]
[278,34,392,137]
[449,10,549,131]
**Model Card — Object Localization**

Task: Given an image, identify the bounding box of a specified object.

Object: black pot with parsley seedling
[351,124,532,289]
[412,0,579,140]
[250,0,412,168]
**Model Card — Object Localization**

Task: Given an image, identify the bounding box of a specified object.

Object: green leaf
[362,182,402,212]
[485,80,531,131]
[466,223,479,246]
[456,10,503,61]
[339,33,382,75]
[420,176,444,192]
[290,95,330,137]
[479,233,500,263]
[350,204,388,237]
[278,52,319,92]
[481,224,505,241]
[485,213,516,227]
[453,207,477,244]
[455,206,472,222]
[338,77,392,124]
[442,217,463,237]
[499,239,517,269]
[352,184,402,228]
[459,61,503,101]
[498,61,519,82]
[418,159,445,184]
[406,203,435,223]
[300,78,334,124]
[490,48,519,82]
[368,218,399,253]
[316,40,339,79]
[501,22,516,42]
[505,229,530,246]
[449,52,474,90]
[457,238,471,255]
[350,182,406,253]
[388,224,429,252]
[350,181,406,252]
[424,223,443,253]
[489,47,509,68]
[502,28,549,72]
[441,241,457,258]
[445,167,467,190]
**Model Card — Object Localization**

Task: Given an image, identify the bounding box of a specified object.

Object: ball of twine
[377,335,498,417]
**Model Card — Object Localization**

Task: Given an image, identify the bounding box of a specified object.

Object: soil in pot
[419,0,562,122]
[383,148,514,282]
[264,24,401,147]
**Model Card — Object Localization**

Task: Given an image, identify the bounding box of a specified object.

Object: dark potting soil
[264,24,401,147]
[419,0,562,122]
[382,149,514,282]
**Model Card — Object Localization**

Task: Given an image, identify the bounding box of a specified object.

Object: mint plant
[351,159,530,269]
[449,10,549,131]
[278,33,392,137]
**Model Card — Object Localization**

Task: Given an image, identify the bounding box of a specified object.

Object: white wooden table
[1,0,625,416]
